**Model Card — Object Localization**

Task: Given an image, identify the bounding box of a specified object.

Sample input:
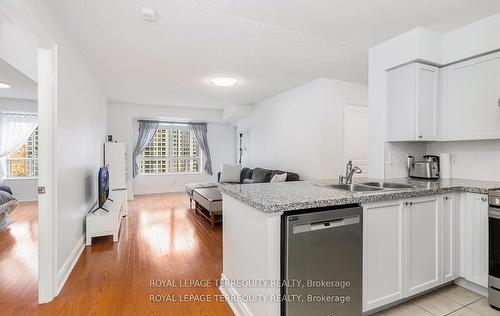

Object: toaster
[407,155,440,179]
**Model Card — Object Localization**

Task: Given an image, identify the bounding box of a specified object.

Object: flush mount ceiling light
[211,76,237,87]
[140,8,157,22]
[0,81,11,89]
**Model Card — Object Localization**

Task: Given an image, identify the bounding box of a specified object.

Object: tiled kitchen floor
[374,285,500,315]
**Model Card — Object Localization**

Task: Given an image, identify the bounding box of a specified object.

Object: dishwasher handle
[292,216,360,234]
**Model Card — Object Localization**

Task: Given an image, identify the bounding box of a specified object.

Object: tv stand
[86,194,124,246]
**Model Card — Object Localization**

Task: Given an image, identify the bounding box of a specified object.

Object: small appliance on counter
[407,155,440,180]
[489,189,500,309]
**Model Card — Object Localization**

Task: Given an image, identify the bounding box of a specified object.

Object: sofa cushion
[185,182,218,195]
[252,168,273,183]
[220,164,242,183]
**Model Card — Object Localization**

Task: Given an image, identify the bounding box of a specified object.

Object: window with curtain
[7,127,39,177]
[139,125,202,174]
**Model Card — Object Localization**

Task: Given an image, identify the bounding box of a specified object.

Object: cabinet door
[406,196,440,296]
[416,64,438,140]
[441,194,459,283]
[387,63,417,141]
[465,193,489,287]
[363,201,405,312]
[447,52,500,140]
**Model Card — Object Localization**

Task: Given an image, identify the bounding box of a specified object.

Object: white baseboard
[219,274,254,316]
[56,235,85,295]
[454,277,488,297]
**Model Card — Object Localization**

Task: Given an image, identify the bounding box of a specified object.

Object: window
[139,125,201,174]
[7,128,39,177]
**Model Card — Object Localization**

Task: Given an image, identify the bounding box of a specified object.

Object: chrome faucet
[339,160,362,184]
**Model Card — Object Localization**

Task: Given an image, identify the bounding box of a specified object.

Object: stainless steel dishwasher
[282,205,362,316]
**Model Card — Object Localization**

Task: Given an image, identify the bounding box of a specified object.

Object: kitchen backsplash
[385,140,500,181]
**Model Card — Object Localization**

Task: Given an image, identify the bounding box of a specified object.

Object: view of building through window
[139,126,201,174]
[7,128,39,177]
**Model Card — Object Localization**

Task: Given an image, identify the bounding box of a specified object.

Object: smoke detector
[140,8,157,22]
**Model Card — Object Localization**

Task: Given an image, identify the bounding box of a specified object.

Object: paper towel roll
[440,153,451,179]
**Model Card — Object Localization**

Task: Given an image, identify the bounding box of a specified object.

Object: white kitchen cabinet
[363,200,405,312]
[441,193,459,283]
[465,193,489,288]
[441,51,500,140]
[387,62,438,141]
[405,196,441,296]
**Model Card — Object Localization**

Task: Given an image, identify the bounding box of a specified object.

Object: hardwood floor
[0,193,233,316]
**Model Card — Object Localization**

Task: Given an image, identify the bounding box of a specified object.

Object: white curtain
[0,113,38,179]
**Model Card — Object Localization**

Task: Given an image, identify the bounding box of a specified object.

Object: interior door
[343,102,368,177]
[406,196,440,296]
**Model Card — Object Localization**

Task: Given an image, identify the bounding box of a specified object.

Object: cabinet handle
[482,197,487,202]
[404,202,409,206]
[410,201,413,205]
[498,98,500,107]
[418,135,423,139]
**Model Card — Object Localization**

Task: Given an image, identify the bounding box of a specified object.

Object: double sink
[324,181,417,192]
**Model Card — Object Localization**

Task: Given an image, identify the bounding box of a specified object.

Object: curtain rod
[137,119,206,126]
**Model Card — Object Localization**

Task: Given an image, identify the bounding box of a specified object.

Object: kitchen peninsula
[218,178,500,315]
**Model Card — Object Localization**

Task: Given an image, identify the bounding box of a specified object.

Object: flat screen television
[98,165,110,208]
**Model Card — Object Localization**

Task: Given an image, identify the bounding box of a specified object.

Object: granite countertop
[218,178,500,213]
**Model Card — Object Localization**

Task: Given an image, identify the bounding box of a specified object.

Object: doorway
[0,1,58,303]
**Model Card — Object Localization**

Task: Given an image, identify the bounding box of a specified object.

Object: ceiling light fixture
[0,81,11,89]
[140,8,157,22]
[211,76,237,87]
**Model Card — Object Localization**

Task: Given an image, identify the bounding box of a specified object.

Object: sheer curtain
[191,123,212,175]
[132,120,159,177]
[0,113,38,179]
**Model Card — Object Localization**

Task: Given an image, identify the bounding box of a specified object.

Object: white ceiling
[47,0,500,109]
[0,58,37,100]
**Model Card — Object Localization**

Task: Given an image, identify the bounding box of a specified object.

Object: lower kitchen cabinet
[406,196,441,296]
[441,193,459,283]
[363,200,405,312]
[465,193,489,288]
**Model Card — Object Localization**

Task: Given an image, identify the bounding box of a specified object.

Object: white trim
[56,235,84,295]
[219,273,254,316]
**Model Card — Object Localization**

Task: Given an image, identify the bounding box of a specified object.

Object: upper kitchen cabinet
[387,63,439,141]
[440,51,500,140]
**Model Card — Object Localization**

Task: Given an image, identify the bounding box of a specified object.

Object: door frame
[0,1,59,303]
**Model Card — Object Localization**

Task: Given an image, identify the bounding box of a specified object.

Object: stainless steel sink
[358,181,416,189]
[325,184,385,192]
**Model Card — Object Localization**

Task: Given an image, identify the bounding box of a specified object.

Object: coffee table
[192,188,222,230]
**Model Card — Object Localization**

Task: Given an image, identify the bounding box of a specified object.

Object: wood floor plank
[0,193,233,315]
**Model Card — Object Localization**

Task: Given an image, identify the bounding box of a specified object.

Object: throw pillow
[270,173,287,183]
[242,179,256,184]
[220,164,242,183]
[252,168,273,183]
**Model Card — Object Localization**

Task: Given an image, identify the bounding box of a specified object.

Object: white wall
[107,102,236,196]
[370,13,500,179]
[10,0,109,274]
[0,97,38,201]
[237,78,367,180]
